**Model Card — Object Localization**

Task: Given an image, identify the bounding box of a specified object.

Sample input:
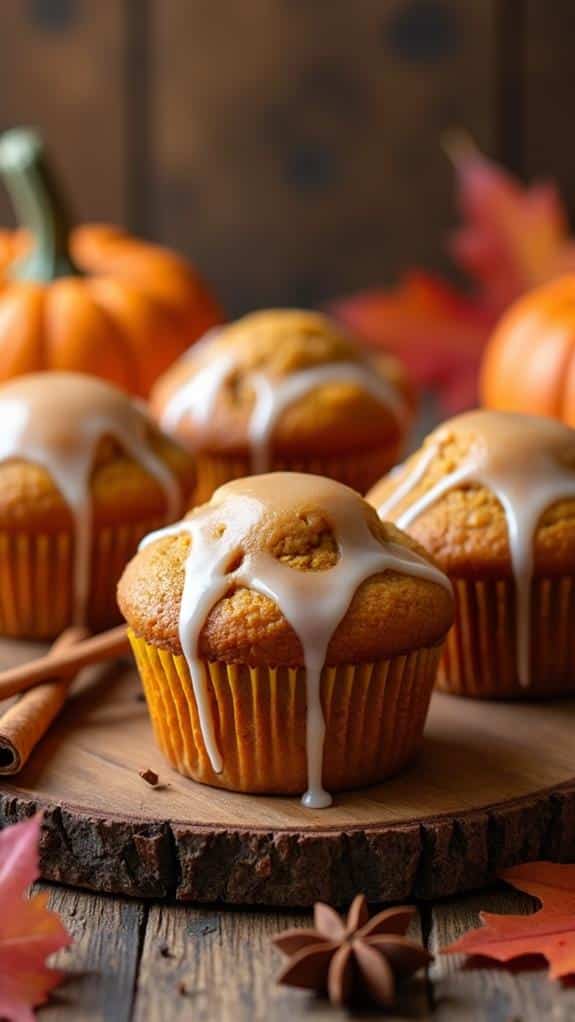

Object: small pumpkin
[480,274,575,425]
[0,128,224,395]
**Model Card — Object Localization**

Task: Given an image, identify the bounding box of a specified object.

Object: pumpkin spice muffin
[118,473,452,804]
[0,371,196,637]
[150,309,413,501]
[368,410,575,699]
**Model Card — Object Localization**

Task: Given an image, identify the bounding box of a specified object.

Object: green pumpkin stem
[0,127,80,281]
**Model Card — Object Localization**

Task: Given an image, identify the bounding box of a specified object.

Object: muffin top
[150,309,411,460]
[118,471,453,666]
[0,371,195,531]
[368,409,575,576]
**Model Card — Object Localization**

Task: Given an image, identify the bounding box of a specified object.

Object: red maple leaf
[446,134,575,316]
[330,271,491,414]
[0,814,71,1021]
[331,136,575,414]
[442,861,575,981]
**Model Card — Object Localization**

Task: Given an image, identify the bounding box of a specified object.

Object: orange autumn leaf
[442,861,575,981]
[0,814,71,1022]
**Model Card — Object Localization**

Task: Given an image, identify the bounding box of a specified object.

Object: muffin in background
[151,309,413,501]
[368,410,575,699]
[118,472,452,804]
[0,371,195,637]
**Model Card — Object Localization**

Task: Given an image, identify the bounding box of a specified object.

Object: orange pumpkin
[480,274,575,425]
[0,129,224,396]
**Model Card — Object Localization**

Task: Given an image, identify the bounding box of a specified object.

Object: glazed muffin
[118,472,453,804]
[150,309,412,501]
[0,371,196,637]
[368,410,575,699]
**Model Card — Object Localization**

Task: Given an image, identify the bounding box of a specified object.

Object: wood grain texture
[1,639,575,904]
[150,0,497,313]
[133,903,429,1021]
[428,889,575,1021]
[39,882,146,1022]
[0,0,129,226]
[32,883,575,1021]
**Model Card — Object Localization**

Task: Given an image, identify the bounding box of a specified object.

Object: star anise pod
[273,894,431,1008]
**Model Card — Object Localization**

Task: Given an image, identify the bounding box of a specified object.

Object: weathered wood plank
[40,882,146,1022]
[428,889,575,1021]
[150,0,498,313]
[0,0,129,227]
[133,904,430,1021]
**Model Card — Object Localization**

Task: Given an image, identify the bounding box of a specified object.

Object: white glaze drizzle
[142,473,451,808]
[161,351,236,434]
[161,334,407,472]
[0,372,181,624]
[376,411,575,686]
[247,364,406,474]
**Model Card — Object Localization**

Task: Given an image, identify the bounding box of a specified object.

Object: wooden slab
[0,639,574,906]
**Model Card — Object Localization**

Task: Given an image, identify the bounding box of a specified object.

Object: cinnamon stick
[0,625,129,701]
[0,626,88,774]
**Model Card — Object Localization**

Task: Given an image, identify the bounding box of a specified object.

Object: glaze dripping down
[142,473,451,809]
[0,372,181,624]
[160,332,406,473]
[377,411,575,686]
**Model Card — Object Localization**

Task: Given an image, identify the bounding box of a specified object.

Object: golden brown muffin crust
[368,411,575,577]
[118,486,453,666]
[0,430,196,533]
[151,309,412,456]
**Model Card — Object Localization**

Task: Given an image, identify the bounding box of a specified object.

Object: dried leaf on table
[0,813,71,1022]
[442,861,575,981]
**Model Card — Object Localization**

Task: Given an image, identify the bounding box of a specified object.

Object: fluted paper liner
[195,444,401,503]
[0,516,165,639]
[438,575,575,699]
[129,631,442,794]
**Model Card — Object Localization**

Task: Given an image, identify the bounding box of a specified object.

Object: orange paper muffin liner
[129,631,443,795]
[438,575,575,699]
[194,444,402,503]
[0,516,166,639]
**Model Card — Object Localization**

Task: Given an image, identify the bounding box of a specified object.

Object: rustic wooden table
[39,881,575,1021]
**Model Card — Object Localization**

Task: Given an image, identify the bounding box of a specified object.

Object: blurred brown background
[0,0,572,314]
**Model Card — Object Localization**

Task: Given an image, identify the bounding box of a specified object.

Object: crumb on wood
[139,767,159,786]
[178,981,187,996]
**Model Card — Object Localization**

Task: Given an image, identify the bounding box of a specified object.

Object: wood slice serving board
[0,639,574,907]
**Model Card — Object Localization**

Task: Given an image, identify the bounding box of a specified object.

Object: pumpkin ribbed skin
[0,224,224,396]
[481,275,575,425]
